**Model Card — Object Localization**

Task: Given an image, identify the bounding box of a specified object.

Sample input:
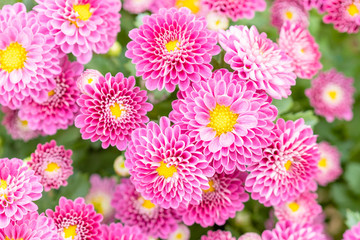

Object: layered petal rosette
[125,117,215,209]
[76,69,102,95]
[75,72,153,150]
[305,69,355,122]
[101,223,148,240]
[46,197,103,240]
[34,0,121,64]
[0,3,61,109]
[111,178,181,239]
[344,222,360,240]
[219,26,296,99]
[270,0,309,30]
[279,21,322,79]
[0,158,43,228]
[170,69,277,173]
[181,171,249,227]
[19,56,83,135]
[126,7,220,92]
[201,230,236,240]
[245,118,320,206]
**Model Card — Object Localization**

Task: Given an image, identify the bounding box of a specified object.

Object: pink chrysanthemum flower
[124,0,155,14]
[18,56,83,135]
[343,222,360,240]
[46,197,103,240]
[125,117,215,209]
[201,230,236,240]
[262,221,327,240]
[76,69,102,95]
[1,107,43,141]
[245,118,320,207]
[279,21,322,79]
[126,7,220,92]
[271,0,309,30]
[170,69,277,173]
[28,140,73,192]
[238,233,262,240]
[219,26,296,99]
[34,0,121,64]
[0,158,43,228]
[302,0,326,13]
[111,178,181,239]
[0,3,61,109]
[305,69,355,122]
[315,141,342,186]
[85,174,116,223]
[274,192,322,224]
[323,0,360,33]
[181,171,249,227]
[202,0,267,21]
[75,72,153,150]
[0,211,61,240]
[168,224,190,240]
[101,223,148,240]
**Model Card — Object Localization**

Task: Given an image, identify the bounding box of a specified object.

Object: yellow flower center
[73,4,92,21]
[45,162,60,172]
[284,160,292,171]
[207,104,239,136]
[110,103,124,118]
[318,158,327,168]
[288,202,300,212]
[20,120,28,127]
[142,198,156,209]
[348,3,359,16]
[203,180,215,193]
[0,179,7,190]
[285,11,293,20]
[64,225,77,239]
[175,0,200,13]
[156,161,177,178]
[48,90,55,97]
[215,20,221,25]
[0,42,27,73]
[328,90,337,100]
[165,40,179,52]
[176,233,183,239]
[5,237,23,240]
[87,78,93,84]
[91,196,104,214]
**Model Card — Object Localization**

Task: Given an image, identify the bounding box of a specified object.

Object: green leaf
[281,110,319,128]
[346,209,360,228]
[272,97,294,115]
[344,162,360,195]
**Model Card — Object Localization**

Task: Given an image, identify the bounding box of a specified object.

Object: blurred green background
[0,0,359,239]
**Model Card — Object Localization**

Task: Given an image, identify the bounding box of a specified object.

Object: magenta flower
[124,0,155,14]
[75,72,153,150]
[270,0,309,30]
[125,117,214,209]
[0,212,61,240]
[302,0,325,13]
[46,197,103,240]
[76,69,103,95]
[238,233,262,240]
[279,21,322,79]
[315,141,342,186]
[201,230,236,240]
[111,178,181,239]
[181,171,249,227]
[101,223,148,240]
[170,69,277,173]
[0,3,61,109]
[245,118,320,206]
[202,0,267,21]
[1,107,43,142]
[262,221,327,240]
[85,174,116,223]
[344,222,360,240]
[18,56,83,135]
[28,140,73,192]
[274,192,322,225]
[34,0,121,64]
[219,26,296,99]
[126,7,220,92]
[0,158,43,228]
[323,0,360,33]
[305,69,355,122]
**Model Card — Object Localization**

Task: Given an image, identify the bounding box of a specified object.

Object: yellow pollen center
[64,225,77,239]
[175,0,200,13]
[0,179,7,190]
[318,158,327,168]
[87,78,93,84]
[284,160,292,171]
[288,202,300,212]
[0,42,27,73]
[156,161,177,178]
[207,104,239,136]
[300,48,305,53]
[142,199,156,209]
[73,4,92,21]
[45,162,60,172]
[165,40,179,52]
[203,180,215,193]
[5,237,23,240]
[328,90,337,100]
[215,20,221,25]
[110,103,124,118]
[48,90,55,97]
[20,120,28,127]
[285,11,293,20]
[91,197,104,214]
[348,3,359,16]
[176,233,183,239]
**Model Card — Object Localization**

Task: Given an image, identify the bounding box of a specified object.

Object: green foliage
[346,210,360,229]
